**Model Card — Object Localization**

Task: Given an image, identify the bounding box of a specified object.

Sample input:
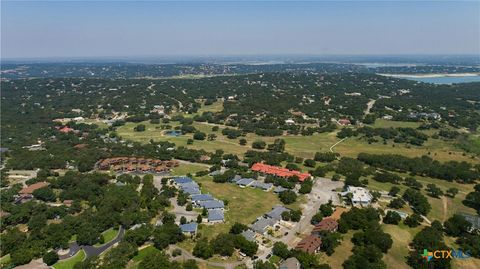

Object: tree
[351,226,393,253]
[319,202,333,217]
[404,213,422,227]
[32,187,56,202]
[304,159,316,168]
[153,223,184,250]
[196,215,203,223]
[239,138,247,145]
[180,216,187,225]
[290,210,302,222]
[464,184,480,214]
[183,260,199,269]
[299,180,313,194]
[230,222,248,234]
[272,242,290,259]
[207,134,217,141]
[43,251,59,266]
[383,211,401,225]
[320,231,342,256]
[311,212,323,225]
[193,131,206,140]
[11,247,33,266]
[254,261,276,269]
[402,188,431,215]
[279,190,297,204]
[134,124,146,132]
[446,187,459,198]
[193,239,214,259]
[426,184,444,198]
[388,197,405,209]
[186,203,193,211]
[211,233,236,256]
[444,214,471,237]
[252,140,266,149]
[388,186,400,197]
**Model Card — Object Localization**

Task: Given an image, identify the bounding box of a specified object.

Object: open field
[382,223,422,269]
[53,249,86,269]
[117,118,476,163]
[320,231,354,269]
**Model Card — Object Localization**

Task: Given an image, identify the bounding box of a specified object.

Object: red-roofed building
[251,163,311,182]
[295,235,322,254]
[338,119,351,126]
[59,126,74,133]
[312,218,338,233]
[19,182,50,195]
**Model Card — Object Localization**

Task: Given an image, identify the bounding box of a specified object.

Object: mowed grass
[320,231,354,269]
[171,163,208,176]
[382,223,422,269]
[53,249,86,269]
[94,227,119,246]
[195,175,281,228]
[117,118,474,164]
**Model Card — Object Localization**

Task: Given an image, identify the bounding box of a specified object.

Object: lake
[406,76,480,84]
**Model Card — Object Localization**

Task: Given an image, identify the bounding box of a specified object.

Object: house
[338,119,351,126]
[251,181,274,191]
[191,194,214,203]
[180,222,198,235]
[197,200,224,210]
[461,213,480,232]
[236,178,255,188]
[342,186,373,207]
[295,235,322,254]
[386,209,409,219]
[173,177,194,185]
[208,209,225,223]
[241,229,256,242]
[19,182,50,195]
[231,175,242,183]
[312,218,338,233]
[285,119,296,125]
[274,186,288,194]
[63,200,73,207]
[251,217,276,235]
[279,257,301,269]
[251,163,311,182]
[14,194,33,204]
[182,187,201,196]
[178,181,200,191]
[266,205,290,221]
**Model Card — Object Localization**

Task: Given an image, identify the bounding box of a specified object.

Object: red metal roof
[295,235,322,254]
[251,163,311,182]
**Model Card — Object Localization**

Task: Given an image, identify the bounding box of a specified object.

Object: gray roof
[241,229,256,242]
[198,199,224,209]
[461,213,480,230]
[180,222,198,233]
[179,182,199,190]
[279,257,300,269]
[183,187,201,195]
[237,178,255,186]
[174,177,193,184]
[191,194,214,202]
[208,209,224,222]
[274,186,288,193]
[266,205,290,220]
[251,181,273,190]
[251,217,276,234]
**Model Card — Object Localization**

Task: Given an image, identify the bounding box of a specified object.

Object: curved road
[58,226,125,260]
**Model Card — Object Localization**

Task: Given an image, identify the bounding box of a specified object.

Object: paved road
[58,226,125,260]
[169,197,199,223]
[257,177,343,261]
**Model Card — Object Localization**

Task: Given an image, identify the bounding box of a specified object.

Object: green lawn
[171,163,208,176]
[382,223,422,269]
[320,231,354,269]
[117,118,474,164]
[0,254,11,266]
[53,249,86,269]
[94,227,119,246]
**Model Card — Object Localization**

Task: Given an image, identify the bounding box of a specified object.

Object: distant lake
[407,76,480,84]
[379,74,480,84]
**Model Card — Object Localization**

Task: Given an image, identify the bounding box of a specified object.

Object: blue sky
[1,1,479,58]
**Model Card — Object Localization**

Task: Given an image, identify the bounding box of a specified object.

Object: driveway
[58,226,125,260]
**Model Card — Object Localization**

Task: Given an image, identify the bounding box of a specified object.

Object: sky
[1,1,479,59]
